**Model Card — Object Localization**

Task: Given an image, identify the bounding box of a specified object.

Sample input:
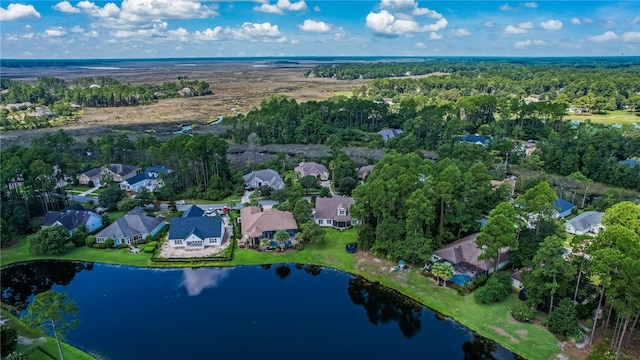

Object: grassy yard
[0,309,94,360]
[1,228,562,360]
[330,90,354,98]
[564,110,640,125]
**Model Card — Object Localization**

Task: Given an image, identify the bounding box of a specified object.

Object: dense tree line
[0,130,234,243]
[308,59,640,112]
[0,76,211,108]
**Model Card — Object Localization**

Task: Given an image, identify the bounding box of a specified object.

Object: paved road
[67,195,278,210]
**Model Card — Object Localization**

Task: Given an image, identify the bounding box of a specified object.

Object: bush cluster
[474,272,512,304]
[93,243,107,249]
[510,302,535,323]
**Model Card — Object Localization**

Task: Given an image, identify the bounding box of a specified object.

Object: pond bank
[1,229,565,360]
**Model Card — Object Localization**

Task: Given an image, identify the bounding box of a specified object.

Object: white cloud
[83,30,99,38]
[602,20,616,27]
[415,41,426,48]
[379,0,443,19]
[25,24,31,29]
[540,19,562,31]
[484,21,495,28]
[571,17,581,25]
[71,25,84,33]
[290,39,299,45]
[44,27,67,37]
[621,31,640,42]
[366,9,447,36]
[313,5,320,12]
[254,0,307,15]
[333,27,346,41]
[76,1,120,19]
[229,22,287,42]
[53,1,81,14]
[429,32,442,40]
[504,22,533,34]
[22,33,34,39]
[299,19,331,33]
[588,31,618,42]
[499,3,512,11]
[630,16,640,25]
[194,27,224,41]
[513,39,547,49]
[523,2,538,8]
[451,28,471,36]
[180,268,229,296]
[0,3,41,21]
[119,0,217,22]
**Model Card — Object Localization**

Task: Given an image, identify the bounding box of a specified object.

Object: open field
[0,63,368,149]
[564,110,640,125]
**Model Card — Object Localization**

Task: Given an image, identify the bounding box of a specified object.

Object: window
[175,239,183,245]
[318,220,324,224]
[338,208,346,215]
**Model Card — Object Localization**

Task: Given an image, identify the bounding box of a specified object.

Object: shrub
[143,245,155,253]
[474,272,512,304]
[93,243,107,249]
[87,180,94,188]
[584,318,594,329]
[85,235,96,246]
[473,274,488,287]
[1,325,17,356]
[116,244,129,249]
[510,302,535,323]
[147,241,158,247]
[549,298,579,337]
[104,238,115,248]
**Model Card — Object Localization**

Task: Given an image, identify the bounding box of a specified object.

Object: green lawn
[564,110,640,125]
[1,228,561,360]
[0,309,94,360]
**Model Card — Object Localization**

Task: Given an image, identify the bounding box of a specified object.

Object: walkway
[78,186,100,196]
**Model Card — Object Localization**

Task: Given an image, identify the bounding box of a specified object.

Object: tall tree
[432,261,454,288]
[516,181,557,235]
[23,290,79,360]
[27,225,70,255]
[477,202,519,273]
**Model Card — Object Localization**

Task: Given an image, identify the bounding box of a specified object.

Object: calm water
[1,261,517,360]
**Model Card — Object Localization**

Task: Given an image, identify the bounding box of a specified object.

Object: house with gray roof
[377,128,403,142]
[95,207,165,246]
[242,169,285,190]
[168,216,225,249]
[456,135,492,147]
[314,196,358,229]
[565,211,605,235]
[295,162,329,181]
[42,205,102,236]
[357,165,375,180]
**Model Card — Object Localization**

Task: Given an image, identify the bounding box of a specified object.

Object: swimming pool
[450,274,473,285]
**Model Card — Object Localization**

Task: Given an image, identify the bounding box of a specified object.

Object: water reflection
[274,264,291,280]
[462,336,499,360]
[1,261,92,311]
[347,276,423,338]
[180,268,230,296]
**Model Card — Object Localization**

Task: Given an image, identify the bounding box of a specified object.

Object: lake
[1,261,518,360]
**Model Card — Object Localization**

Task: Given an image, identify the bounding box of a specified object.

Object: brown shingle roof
[314,197,355,221]
[241,206,298,238]
[433,233,508,272]
[295,162,329,179]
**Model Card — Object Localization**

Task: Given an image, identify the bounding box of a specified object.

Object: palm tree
[432,262,454,287]
[274,229,289,249]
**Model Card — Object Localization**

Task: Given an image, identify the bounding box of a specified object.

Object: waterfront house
[431,233,509,277]
[313,197,358,229]
[295,162,329,181]
[240,206,298,246]
[168,216,225,249]
[41,204,102,235]
[95,207,165,246]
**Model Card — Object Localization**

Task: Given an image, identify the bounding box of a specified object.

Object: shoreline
[0,232,562,360]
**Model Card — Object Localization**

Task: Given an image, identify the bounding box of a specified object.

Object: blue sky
[1,0,639,58]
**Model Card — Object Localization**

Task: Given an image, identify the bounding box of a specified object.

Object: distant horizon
[1,1,638,58]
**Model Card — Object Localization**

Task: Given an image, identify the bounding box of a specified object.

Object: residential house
[565,211,605,235]
[554,198,576,219]
[242,169,285,190]
[240,206,298,246]
[490,178,516,198]
[510,269,525,291]
[182,205,205,218]
[313,197,358,229]
[456,135,492,147]
[41,204,103,235]
[95,207,165,246]
[357,165,375,180]
[168,216,225,249]
[78,164,141,186]
[120,166,171,192]
[295,162,329,181]
[377,128,403,142]
[431,233,509,277]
